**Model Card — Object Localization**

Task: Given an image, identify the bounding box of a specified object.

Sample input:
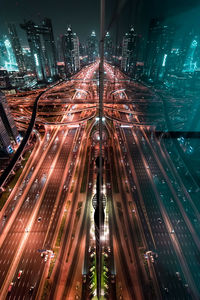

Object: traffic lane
[152,135,200,237]
[9,129,77,298]
[4,65,97,296]
[104,144,128,299]
[0,129,66,289]
[119,127,189,298]
[49,131,89,298]
[1,127,61,233]
[6,233,46,300]
[126,157,187,297]
[109,141,147,298]
[61,181,90,299]
[140,128,200,237]
[126,129,196,298]
[0,130,51,234]
[123,128,189,292]
[51,134,94,298]
[135,129,200,290]
[6,177,66,297]
[43,129,84,249]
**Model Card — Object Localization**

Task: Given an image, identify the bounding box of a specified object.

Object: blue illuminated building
[8,24,26,73]
[183,38,199,73]
[20,18,57,81]
[145,19,174,80]
[0,36,18,72]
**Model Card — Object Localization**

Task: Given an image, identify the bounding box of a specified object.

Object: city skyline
[0,1,200,299]
[1,0,200,43]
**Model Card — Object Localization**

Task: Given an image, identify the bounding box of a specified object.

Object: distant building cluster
[0,16,200,93]
[0,15,118,90]
[0,19,98,89]
[119,19,200,94]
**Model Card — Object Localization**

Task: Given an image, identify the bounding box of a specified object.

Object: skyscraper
[178,31,195,73]
[22,47,34,72]
[0,116,11,154]
[183,37,199,73]
[8,24,26,73]
[62,26,80,76]
[121,26,138,76]
[104,32,113,62]
[56,35,64,62]
[0,39,8,69]
[79,42,88,66]
[145,19,174,80]
[41,18,57,78]
[0,36,18,72]
[0,91,20,153]
[20,18,57,81]
[87,31,98,63]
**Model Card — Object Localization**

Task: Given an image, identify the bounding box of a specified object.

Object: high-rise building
[20,18,57,81]
[183,37,199,73]
[87,31,98,63]
[178,31,195,73]
[145,19,174,80]
[79,42,88,66]
[79,42,87,57]
[104,32,113,62]
[20,20,46,81]
[56,35,64,62]
[8,24,26,73]
[41,18,57,78]
[0,39,8,69]
[73,35,80,72]
[22,47,34,72]
[121,26,138,76]
[0,116,12,154]
[0,91,20,153]
[165,48,181,74]
[62,26,80,76]
[0,36,18,72]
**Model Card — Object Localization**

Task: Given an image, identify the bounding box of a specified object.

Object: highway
[0,61,200,299]
[103,62,200,299]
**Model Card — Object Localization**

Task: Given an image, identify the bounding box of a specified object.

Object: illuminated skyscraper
[0,91,20,153]
[87,31,98,63]
[8,24,26,73]
[104,32,113,62]
[57,35,64,61]
[41,18,57,78]
[183,38,199,73]
[22,47,34,72]
[62,26,80,76]
[73,35,80,72]
[0,40,7,69]
[0,116,11,154]
[121,26,139,75]
[0,36,18,72]
[20,18,57,81]
[145,19,174,80]
[20,21,46,80]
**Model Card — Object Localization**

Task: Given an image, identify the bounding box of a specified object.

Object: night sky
[0,0,200,45]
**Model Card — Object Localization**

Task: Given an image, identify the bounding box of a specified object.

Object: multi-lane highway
[0,61,200,299]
